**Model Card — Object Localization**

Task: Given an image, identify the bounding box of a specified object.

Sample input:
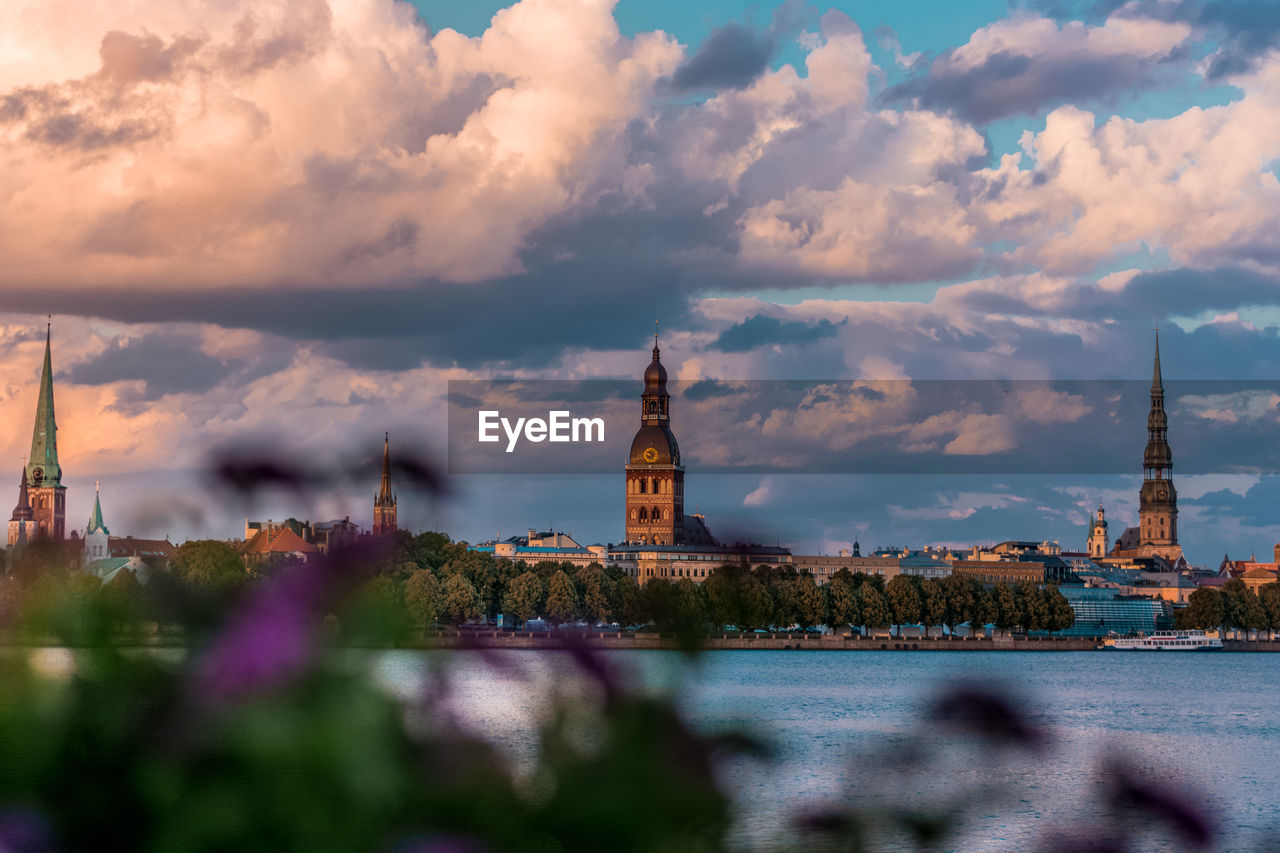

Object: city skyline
[3,321,1276,570]
[3,0,1280,562]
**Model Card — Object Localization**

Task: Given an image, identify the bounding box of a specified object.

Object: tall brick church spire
[1138,329,1178,555]
[25,324,65,540]
[373,433,397,535]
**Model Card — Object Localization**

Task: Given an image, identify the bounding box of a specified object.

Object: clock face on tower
[31,467,42,483]
[643,446,659,463]
[1157,487,1167,500]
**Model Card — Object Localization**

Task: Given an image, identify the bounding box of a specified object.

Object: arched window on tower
[652,506,662,521]
[639,479,647,494]
[639,507,648,522]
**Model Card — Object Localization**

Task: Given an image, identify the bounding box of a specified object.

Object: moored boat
[1103,629,1223,650]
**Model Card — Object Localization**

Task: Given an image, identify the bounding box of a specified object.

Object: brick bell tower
[1138,331,1178,553]
[26,324,65,540]
[373,433,398,535]
[625,333,684,545]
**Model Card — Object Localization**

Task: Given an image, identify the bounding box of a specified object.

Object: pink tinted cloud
[0,0,681,291]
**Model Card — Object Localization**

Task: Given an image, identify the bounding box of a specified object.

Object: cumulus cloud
[65,331,236,402]
[0,0,682,291]
[669,23,775,91]
[712,313,844,352]
[883,14,1191,123]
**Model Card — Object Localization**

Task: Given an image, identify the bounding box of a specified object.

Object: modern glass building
[1056,586,1173,637]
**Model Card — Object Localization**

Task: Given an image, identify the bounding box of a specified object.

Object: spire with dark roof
[10,468,32,523]
[1152,328,1163,392]
[26,324,61,489]
[377,433,394,505]
[1143,330,1172,476]
[373,433,397,535]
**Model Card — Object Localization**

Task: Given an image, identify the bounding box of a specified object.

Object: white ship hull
[1104,630,1223,651]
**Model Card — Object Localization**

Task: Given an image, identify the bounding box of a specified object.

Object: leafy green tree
[612,575,647,627]
[577,563,611,623]
[966,580,992,638]
[673,578,707,631]
[704,564,750,629]
[792,573,827,630]
[1239,588,1268,638]
[740,574,773,630]
[504,571,545,624]
[765,567,800,629]
[886,575,921,633]
[1259,583,1280,635]
[1042,586,1075,635]
[404,569,441,628]
[440,573,480,625]
[828,570,859,631]
[343,576,410,645]
[8,539,73,586]
[940,574,973,635]
[920,578,947,638]
[172,540,245,592]
[1177,587,1224,630]
[1015,582,1046,632]
[411,531,450,571]
[1220,578,1257,635]
[546,570,581,624]
[992,583,1019,636]
[442,549,505,619]
[859,584,891,633]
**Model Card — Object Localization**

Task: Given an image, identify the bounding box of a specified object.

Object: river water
[367,649,1280,851]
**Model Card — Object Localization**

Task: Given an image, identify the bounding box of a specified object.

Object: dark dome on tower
[629,425,681,467]
[644,344,667,391]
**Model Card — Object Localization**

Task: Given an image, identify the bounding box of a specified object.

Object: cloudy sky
[4,0,1280,565]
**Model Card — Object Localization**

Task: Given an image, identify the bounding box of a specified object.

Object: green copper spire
[87,481,108,535]
[26,324,61,489]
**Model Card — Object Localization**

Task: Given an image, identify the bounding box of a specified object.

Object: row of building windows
[629,477,682,495]
[630,507,671,522]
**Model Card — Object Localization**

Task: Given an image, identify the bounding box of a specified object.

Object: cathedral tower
[373,433,398,535]
[26,326,65,540]
[1088,506,1108,559]
[1138,332,1178,554]
[625,334,684,545]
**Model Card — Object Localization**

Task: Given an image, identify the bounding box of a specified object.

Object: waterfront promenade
[418,630,1096,651]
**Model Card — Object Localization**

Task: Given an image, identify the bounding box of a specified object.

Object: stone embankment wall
[415,631,1102,651]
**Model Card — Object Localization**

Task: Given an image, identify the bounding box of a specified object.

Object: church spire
[1152,327,1164,393]
[372,433,398,535]
[378,433,393,503]
[1143,330,1172,477]
[10,467,32,523]
[87,481,108,535]
[26,323,61,489]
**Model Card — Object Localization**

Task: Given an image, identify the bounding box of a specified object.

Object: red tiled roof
[109,537,176,558]
[242,526,318,555]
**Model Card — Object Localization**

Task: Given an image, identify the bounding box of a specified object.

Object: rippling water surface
[368,650,1280,851]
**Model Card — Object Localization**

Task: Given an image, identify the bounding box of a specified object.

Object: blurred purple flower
[193,565,321,701]
[193,537,396,701]
[1107,763,1215,849]
[926,685,1049,751]
[0,807,53,853]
